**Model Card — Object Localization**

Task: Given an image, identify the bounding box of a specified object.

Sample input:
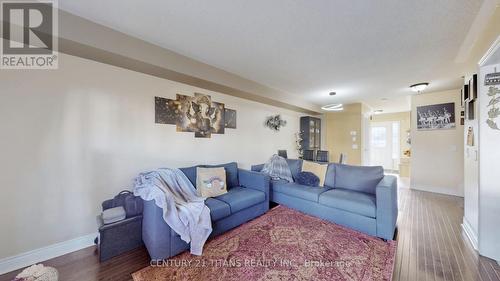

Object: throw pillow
[196,167,228,198]
[296,171,320,187]
[301,161,328,186]
[261,154,294,182]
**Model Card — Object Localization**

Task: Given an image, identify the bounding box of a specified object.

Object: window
[371,127,387,148]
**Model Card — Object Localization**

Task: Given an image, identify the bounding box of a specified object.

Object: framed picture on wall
[466,74,478,102]
[471,74,478,101]
[416,102,456,130]
[464,74,477,120]
[462,84,469,106]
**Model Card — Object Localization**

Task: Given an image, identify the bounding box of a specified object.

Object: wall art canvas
[210,102,226,134]
[155,93,235,138]
[224,109,237,129]
[155,97,180,124]
[416,102,456,131]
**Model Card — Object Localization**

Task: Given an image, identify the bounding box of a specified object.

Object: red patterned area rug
[132,206,396,281]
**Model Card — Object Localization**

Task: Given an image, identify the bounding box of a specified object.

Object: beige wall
[461,5,500,76]
[0,53,304,260]
[410,89,464,196]
[325,104,363,165]
[371,112,411,159]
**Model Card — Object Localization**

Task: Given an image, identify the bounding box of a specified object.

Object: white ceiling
[59,0,484,113]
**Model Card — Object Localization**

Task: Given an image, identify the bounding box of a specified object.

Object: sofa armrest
[376,175,398,240]
[142,199,172,260]
[251,164,264,172]
[238,168,270,201]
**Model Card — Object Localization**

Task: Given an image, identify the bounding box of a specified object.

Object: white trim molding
[479,35,500,66]
[455,0,500,63]
[0,233,97,275]
[410,185,464,198]
[462,217,479,251]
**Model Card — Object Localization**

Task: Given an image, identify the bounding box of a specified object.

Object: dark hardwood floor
[393,185,500,281]
[1,180,499,281]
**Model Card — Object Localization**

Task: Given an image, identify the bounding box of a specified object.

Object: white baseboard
[410,185,464,197]
[462,217,479,251]
[0,233,97,275]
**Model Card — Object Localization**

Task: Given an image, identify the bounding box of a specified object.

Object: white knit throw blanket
[133,168,212,255]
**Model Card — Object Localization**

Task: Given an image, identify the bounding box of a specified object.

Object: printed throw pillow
[301,161,328,187]
[296,171,320,187]
[196,167,228,198]
[261,154,294,182]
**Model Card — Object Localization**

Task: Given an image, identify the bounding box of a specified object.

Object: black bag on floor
[102,190,143,218]
[98,190,144,262]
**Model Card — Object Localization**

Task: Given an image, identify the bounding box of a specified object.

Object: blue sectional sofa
[252,159,397,240]
[142,162,270,260]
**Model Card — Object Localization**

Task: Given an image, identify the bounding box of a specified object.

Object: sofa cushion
[334,164,384,194]
[171,198,231,237]
[319,189,376,218]
[215,186,265,213]
[323,164,336,188]
[200,162,239,188]
[179,166,198,186]
[272,181,331,202]
[196,167,228,198]
[204,198,231,221]
[302,161,328,186]
[181,162,239,189]
[286,159,303,180]
[295,172,319,187]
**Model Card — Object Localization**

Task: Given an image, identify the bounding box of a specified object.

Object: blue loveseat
[142,162,270,260]
[252,159,397,240]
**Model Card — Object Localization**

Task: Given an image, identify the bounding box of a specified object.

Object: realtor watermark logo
[1,0,58,69]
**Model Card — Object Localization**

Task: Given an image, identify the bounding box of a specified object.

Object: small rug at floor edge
[132,206,396,281]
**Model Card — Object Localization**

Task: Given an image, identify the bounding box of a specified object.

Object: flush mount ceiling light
[321,103,344,111]
[329,91,337,96]
[410,82,429,93]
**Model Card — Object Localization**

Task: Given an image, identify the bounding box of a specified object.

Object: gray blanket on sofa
[261,154,294,182]
[133,168,212,255]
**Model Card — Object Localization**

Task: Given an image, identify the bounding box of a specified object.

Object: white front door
[370,121,400,170]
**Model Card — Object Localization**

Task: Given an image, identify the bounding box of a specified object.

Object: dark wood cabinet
[300,116,321,151]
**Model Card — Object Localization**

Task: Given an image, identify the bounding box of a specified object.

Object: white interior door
[370,121,400,170]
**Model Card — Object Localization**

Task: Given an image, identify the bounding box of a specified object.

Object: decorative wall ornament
[416,102,456,131]
[155,94,236,138]
[485,86,500,130]
[405,129,411,145]
[265,115,287,131]
[485,70,500,86]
